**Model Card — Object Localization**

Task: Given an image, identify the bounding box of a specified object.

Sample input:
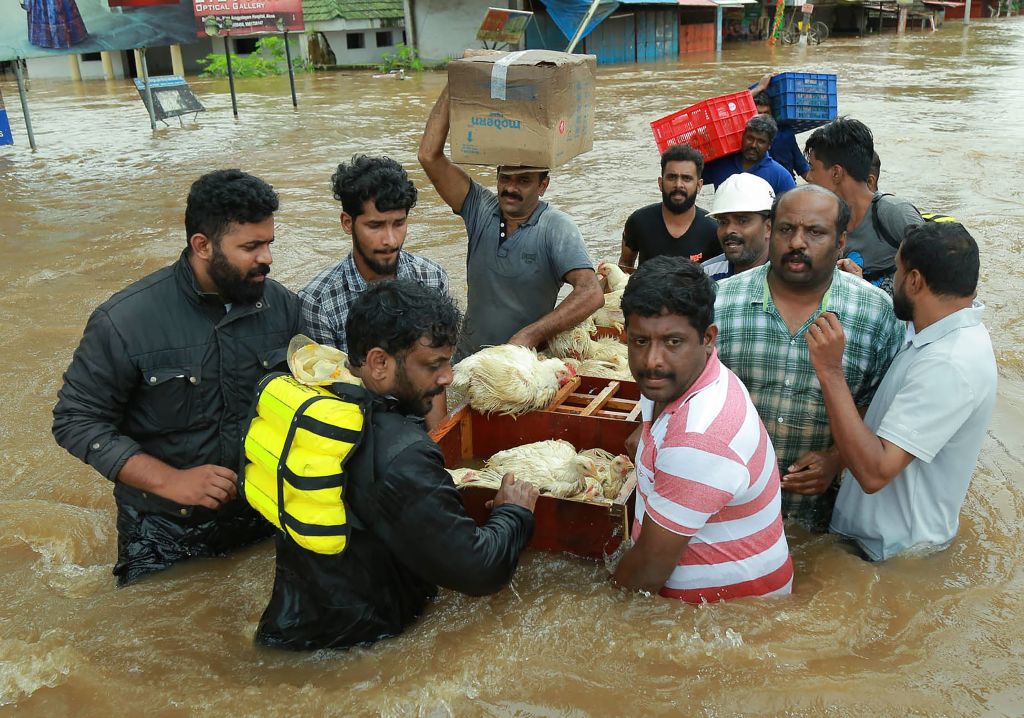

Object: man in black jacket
[256,279,538,650]
[52,169,304,586]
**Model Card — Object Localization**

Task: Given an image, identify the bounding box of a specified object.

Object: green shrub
[377,44,424,73]
[199,36,311,78]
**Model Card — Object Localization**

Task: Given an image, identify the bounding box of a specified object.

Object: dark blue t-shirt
[770,127,811,179]
[702,152,797,197]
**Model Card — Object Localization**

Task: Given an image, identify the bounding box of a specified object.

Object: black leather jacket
[256,396,535,650]
[52,251,303,584]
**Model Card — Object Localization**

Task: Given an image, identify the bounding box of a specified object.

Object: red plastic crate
[650,91,757,162]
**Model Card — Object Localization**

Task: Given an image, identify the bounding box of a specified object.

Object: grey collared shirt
[456,181,593,358]
[299,251,449,352]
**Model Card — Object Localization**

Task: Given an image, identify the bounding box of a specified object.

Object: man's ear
[831,164,845,186]
[704,324,718,355]
[190,233,214,260]
[341,212,354,236]
[538,175,550,196]
[362,347,393,383]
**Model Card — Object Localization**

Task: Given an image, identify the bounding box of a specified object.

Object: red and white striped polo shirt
[633,348,793,603]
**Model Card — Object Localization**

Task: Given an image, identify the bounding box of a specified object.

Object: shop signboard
[477,7,533,45]
[192,0,304,36]
[0,89,12,146]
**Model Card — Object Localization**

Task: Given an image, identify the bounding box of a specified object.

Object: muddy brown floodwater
[2,18,1024,717]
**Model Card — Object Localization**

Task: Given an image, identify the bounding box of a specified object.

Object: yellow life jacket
[241,373,367,555]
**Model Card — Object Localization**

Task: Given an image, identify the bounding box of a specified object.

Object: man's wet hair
[660,144,705,175]
[621,256,715,335]
[332,154,417,219]
[346,279,462,367]
[804,117,874,183]
[185,169,279,246]
[746,113,779,144]
[771,184,851,241]
[899,222,979,298]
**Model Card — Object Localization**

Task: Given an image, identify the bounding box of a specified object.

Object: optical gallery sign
[192,0,304,36]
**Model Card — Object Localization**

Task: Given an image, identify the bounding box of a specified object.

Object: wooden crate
[542,375,641,422]
[429,405,638,560]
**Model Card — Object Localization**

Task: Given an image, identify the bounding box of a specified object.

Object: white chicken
[597,262,630,293]
[546,316,597,359]
[449,441,634,504]
[451,344,577,416]
[564,357,633,381]
[577,448,635,499]
[483,440,583,497]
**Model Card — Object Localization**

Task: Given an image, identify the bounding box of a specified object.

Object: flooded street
[3,18,1024,715]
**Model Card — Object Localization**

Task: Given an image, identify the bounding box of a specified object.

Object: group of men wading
[52,82,995,650]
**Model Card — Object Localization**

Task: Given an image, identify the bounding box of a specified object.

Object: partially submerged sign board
[192,0,304,36]
[0,0,197,61]
[0,89,12,146]
[476,7,533,45]
[448,50,596,169]
[134,75,205,121]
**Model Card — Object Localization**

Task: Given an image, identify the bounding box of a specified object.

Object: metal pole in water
[224,33,239,119]
[964,0,972,23]
[13,59,36,151]
[281,26,297,108]
[140,47,157,130]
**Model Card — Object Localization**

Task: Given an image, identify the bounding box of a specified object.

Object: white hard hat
[708,173,776,217]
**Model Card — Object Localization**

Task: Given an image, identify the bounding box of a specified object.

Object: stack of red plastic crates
[650,91,757,162]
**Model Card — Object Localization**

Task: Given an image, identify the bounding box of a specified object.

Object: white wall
[304,18,405,66]
[411,0,497,64]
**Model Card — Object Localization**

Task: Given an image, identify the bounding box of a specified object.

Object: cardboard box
[448,50,596,169]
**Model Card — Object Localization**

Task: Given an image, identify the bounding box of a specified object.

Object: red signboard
[193,0,304,37]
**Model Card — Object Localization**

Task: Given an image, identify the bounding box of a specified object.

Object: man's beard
[662,189,697,215]
[209,244,269,304]
[392,356,443,417]
[893,283,913,321]
[353,225,401,277]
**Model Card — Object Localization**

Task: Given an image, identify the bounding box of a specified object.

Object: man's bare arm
[613,518,689,594]
[417,84,471,214]
[118,453,238,510]
[507,268,604,349]
[617,241,638,272]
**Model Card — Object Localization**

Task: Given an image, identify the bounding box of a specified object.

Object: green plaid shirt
[714,264,904,532]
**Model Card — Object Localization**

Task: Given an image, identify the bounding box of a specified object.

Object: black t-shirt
[623,203,721,265]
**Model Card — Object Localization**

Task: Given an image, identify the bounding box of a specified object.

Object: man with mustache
[807,222,996,560]
[713,185,904,532]
[701,172,775,281]
[256,280,538,650]
[702,114,797,197]
[419,84,603,359]
[618,145,721,271]
[52,170,304,585]
[299,155,449,354]
[613,256,793,602]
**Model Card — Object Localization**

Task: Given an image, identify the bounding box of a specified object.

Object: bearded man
[299,154,449,354]
[53,169,304,585]
[256,280,538,650]
[619,144,721,270]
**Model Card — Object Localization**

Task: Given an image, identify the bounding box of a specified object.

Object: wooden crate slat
[580,381,620,416]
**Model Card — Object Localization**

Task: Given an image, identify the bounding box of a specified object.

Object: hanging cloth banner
[0,88,12,147]
[769,0,786,44]
[540,0,620,43]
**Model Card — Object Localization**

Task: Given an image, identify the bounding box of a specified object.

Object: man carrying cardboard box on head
[418,51,603,361]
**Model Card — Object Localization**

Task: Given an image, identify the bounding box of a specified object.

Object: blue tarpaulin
[540,0,621,42]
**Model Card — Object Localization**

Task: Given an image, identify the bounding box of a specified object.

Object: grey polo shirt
[456,181,593,358]
[830,303,997,560]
